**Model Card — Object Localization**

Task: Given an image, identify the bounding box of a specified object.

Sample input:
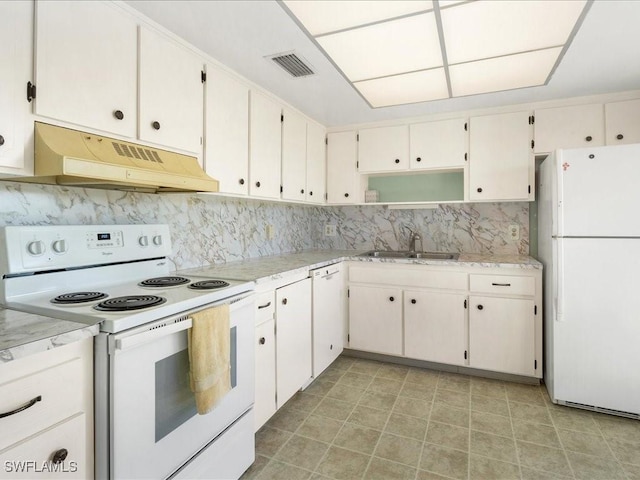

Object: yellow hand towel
[187,304,231,415]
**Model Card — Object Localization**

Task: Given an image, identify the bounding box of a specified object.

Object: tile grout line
[413,370,441,480]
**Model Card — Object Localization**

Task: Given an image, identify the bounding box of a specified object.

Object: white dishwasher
[310,263,346,377]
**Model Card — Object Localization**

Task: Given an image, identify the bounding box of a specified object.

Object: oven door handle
[115,319,193,352]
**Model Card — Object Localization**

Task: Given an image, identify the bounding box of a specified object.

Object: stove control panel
[0,225,171,274]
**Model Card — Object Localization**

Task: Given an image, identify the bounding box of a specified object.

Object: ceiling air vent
[267,51,315,78]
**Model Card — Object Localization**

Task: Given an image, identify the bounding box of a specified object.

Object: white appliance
[0,225,256,479]
[538,143,640,418]
[310,263,345,377]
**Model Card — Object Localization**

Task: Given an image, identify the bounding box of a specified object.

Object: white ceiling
[125,0,640,128]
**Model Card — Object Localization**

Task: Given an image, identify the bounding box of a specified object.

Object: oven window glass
[155,327,237,442]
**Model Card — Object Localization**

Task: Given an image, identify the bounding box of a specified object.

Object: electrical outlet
[509,224,520,241]
[324,224,337,237]
[266,224,275,240]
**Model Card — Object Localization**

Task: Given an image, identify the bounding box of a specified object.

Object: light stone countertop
[180,249,542,284]
[0,307,99,363]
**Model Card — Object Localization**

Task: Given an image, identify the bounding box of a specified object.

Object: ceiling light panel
[449,47,563,97]
[282,0,433,36]
[442,0,587,64]
[354,69,449,107]
[317,13,442,81]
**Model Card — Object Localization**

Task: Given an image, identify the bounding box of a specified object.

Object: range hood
[21,122,219,193]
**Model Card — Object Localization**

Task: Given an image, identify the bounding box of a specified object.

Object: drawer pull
[491,283,512,287]
[51,448,68,465]
[477,304,484,310]
[259,337,266,345]
[258,301,272,309]
[0,395,42,419]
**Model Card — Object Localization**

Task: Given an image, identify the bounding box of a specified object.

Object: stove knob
[138,235,149,247]
[52,239,67,254]
[152,235,163,246]
[27,240,45,256]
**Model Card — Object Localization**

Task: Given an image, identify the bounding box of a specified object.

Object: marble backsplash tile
[0,181,528,270]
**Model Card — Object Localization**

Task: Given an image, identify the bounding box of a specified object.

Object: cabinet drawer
[0,413,87,479]
[350,265,467,290]
[255,291,275,325]
[469,274,535,296]
[0,358,84,451]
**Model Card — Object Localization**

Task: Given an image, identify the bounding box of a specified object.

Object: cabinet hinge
[464,350,468,360]
[531,140,535,149]
[534,305,537,315]
[281,114,284,123]
[201,71,206,83]
[356,133,359,141]
[528,115,535,125]
[325,192,328,201]
[347,288,350,298]
[528,185,531,194]
[534,359,538,370]
[464,153,468,161]
[26,81,36,102]
[280,185,283,193]
[464,122,468,131]
[325,137,328,145]
[464,299,467,309]
[347,334,350,343]
[356,161,359,169]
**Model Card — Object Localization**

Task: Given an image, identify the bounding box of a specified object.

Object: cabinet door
[605,99,640,145]
[358,125,409,172]
[469,296,536,377]
[410,119,467,170]
[326,131,358,204]
[348,285,402,355]
[306,122,326,204]
[275,278,312,408]
[249,91,282,199]
[534,104,604,153]
[254,319,276,432]
[34,0,137,138]
[312,267,345,377]
[204,65,249,195]
[469,111,533,201]
[139,27,204,154]
[404,290,467,366]
[281,109,307,202]
[0,0,31,175]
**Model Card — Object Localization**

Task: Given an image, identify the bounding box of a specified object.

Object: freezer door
[558,144,640,237]
[552,238,640,415]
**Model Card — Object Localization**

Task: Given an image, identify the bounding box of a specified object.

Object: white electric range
[0,224,256,480]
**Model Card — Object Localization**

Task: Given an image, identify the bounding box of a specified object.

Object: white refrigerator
[538,143,640,418]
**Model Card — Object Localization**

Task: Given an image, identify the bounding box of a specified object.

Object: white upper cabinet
[469,111,533,202]
[138,26,204,154]
[249,91,282,199]
[0,0,32,175]
[327,131,358,204]
[534,104,604,153]
[409,118,468,170]
[305,122,326,204]
[358,125,409,173]
[605,99,640,145]
[34,0,137,138]
[281,108,307,202]
[204,64,249,195]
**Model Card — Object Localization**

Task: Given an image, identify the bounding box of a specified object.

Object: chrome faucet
[409,231,423,253]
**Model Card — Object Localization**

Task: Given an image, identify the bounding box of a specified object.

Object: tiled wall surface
[0,181,529,270]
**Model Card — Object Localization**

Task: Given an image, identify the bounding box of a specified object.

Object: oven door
[107,293,255,480]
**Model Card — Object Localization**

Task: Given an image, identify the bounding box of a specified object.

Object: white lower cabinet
[275,278,312,408]
[0,337,94,478]
[254,291,276,432]
[348,285,402,356]
[347,262,542,379]
[469,296,536,377]
[404,290,467,365]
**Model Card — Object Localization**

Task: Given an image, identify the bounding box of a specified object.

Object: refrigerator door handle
[556,237,565,322]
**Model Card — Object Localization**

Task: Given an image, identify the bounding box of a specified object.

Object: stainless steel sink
[408,252,459,260]
[359,250,459,260]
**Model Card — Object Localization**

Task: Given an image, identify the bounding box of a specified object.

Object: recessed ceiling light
[316,13,442,82]
[279,0,591,108]
[354,69,449,107]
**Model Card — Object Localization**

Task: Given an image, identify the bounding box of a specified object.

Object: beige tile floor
[241,356,640,480]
